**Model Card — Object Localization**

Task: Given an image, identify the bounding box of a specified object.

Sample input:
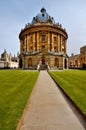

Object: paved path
[18,71,85,130]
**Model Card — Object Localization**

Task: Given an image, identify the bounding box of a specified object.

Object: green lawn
[0,70,39,130]
[49,70,86,116]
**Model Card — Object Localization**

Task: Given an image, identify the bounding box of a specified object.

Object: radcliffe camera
[19,7,68,70]
[0,1,86,130]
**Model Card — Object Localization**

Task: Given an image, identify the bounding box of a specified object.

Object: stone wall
[68,45,86,69]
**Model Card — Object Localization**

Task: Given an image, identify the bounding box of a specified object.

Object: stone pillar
[35,32,37,51]
[52,34,54,51]
[60,35,62,52]
[24,36,26,52]
[37,32,40,51]
[50,32,52,51]
[48,32,50,51]
[64,39,67,54]
[25,57,28,69]
[33,33,35,51]
[22,57,25,69]
[66,58,68,69]
[27,35,30,52]
[24,57,27,69]
[21,39,25,53]
[25,34,27,52]
[59,56,63,69]
[63,57,64,69]
[58,34,60,52]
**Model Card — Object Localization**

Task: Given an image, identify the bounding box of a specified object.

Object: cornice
[19,24,68,39]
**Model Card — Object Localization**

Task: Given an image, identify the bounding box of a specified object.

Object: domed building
[19,8,68,70]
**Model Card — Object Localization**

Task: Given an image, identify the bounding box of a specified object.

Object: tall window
[54,37,56,42]
[30,36,33,42]
[19,58,22,68]
[41,35,45,42]
[54,58,59,67]
[54,47,57,52]
[28,58,32,67]
[42,45,45,49]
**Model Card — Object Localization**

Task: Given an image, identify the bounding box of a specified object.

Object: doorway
[19,58,22,68]
[64,58,67,69]
[42,59,45,64]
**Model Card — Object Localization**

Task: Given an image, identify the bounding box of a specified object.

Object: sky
[0,0,86,56]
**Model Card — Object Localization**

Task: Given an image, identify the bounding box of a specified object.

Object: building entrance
[39,58,47,70]
[64,58,67,69]
[42,59,45,64]
[19,58,22,68]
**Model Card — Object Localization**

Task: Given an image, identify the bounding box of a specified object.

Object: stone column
[27,35,30,52]
[24,35,27,52]
[64,39,67,54]
[25,34,27,52]
[21,39,25,53]
[60,35,62,52]
[48,32,50,51]
[35,32,37,51]
[22,56,25,69]
[33,33,35,51]
[59,56,63,69]
[56,34,58,52]
[52,33,54,52]
[50,32,52,51]
[67,58,68,69]
[58,34,60,52]
[24,57,27,69]
[37,32,40,51]
[63,57,64,69]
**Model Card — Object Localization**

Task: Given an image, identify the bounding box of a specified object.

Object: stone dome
[31,7,55,24]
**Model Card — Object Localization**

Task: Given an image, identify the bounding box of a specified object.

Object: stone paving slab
[18,71,85,130]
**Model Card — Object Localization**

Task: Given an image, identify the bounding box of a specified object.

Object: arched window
[28,58,32,67]
[64,58,67,69]
[42,59,45,64]
[19,58,22,68]
[41,35,45,42]
[54,58,59,67]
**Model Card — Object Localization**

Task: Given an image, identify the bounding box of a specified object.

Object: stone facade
[19,8,68,70]
[80,45,86,68]
[68,54,80,68]
[68,45,86,69]
[0,50,18,69]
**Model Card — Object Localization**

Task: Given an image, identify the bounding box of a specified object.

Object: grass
[49,70,86,116]
[0,70,39,130]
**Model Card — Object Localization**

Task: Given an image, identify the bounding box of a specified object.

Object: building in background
[19,7,68,70]
[68,45,86,69]
[0,50,18,69]
[80,45,86,69]
[68,54,80,68]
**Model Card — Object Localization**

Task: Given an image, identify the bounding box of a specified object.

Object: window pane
[41,35,45,42]
[42,45,45,49]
